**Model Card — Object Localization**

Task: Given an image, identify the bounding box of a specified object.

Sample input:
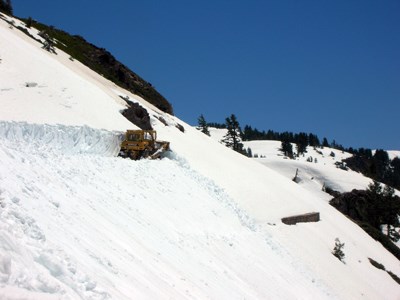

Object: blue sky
[13,1,400,150]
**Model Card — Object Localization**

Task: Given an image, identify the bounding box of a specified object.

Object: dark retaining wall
[281,212,320,225]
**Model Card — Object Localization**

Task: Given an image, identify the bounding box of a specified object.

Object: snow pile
[0,121,123,157]
[1,14,400,299]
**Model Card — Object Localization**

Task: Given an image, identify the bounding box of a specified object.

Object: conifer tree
[332,238,345,262]
[246,147,253,158]
[322,137,329,148]
[366,181,400,242]
[294,132,308,155]
[222,114,245,154]
[280,140,293,159]
[26,17,33,28]
[197,114,210,136]
[308,133,320,147]
[381,185,400,241]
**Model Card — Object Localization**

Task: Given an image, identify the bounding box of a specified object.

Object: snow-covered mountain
[208,128,375,196]
[1,13,400,299]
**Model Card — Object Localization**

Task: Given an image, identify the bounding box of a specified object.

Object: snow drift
[0,121,123,157]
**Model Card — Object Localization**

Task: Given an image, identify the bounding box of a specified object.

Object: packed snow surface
[1,14,400,299]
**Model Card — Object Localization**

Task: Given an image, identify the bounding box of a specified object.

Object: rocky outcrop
[121,98,152,130]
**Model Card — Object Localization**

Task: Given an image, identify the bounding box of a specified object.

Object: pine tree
[322,137,329,148]
[197,114,210,136]
[370,149,390,181]
[381,185,400,241]
[242,125,253,141]
[366,181,400,241]
[280,140,293,159]
[308,133,320,147]
[332,238,345,262]
[222,114,245,154]
[389,157,400,189]
[26,17,33,28]
[246,147,253,158]
[294,132,308,155]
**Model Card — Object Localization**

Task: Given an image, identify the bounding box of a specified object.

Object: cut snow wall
[0,121,123,156]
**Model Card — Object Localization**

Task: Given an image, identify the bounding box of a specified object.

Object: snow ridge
[0,121,123,157]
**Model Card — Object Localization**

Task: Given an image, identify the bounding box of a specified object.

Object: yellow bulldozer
[119,130,170,160]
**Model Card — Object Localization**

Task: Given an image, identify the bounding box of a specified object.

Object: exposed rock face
[85,45,173,115]
[121,98,152,130]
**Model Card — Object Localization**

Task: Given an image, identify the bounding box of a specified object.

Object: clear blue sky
[13,0,400,150]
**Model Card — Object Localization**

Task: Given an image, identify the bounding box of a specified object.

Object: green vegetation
[330,181,400,263]
[197,114,210,136]
[280,139,294,159]
[332,238,345,262]
[221,114,247,156]
[331,182,400,242]
[344,150,400,190]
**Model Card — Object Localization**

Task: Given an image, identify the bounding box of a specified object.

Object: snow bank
[0,121,123,157]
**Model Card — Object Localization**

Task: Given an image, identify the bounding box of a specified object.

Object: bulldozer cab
[126,130,156,142]
[120,130,169,160]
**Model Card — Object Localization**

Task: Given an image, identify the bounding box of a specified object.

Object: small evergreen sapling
[332,238,345,262]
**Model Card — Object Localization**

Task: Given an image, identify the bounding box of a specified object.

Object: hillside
[1,13,400,299]
[210,127,399,196]
[1,13,173,115]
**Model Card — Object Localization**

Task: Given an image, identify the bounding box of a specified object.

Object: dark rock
[121,97,152,130]
[176,123,185,133]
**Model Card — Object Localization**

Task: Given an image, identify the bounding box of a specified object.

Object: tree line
[197,114,336,157]
[197,114,400,189]
[344,149,400,190]
[197,114,249,156]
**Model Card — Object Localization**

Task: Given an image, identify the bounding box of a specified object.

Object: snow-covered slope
[1,14,400,299]
[210,128,391,196]
[244,140,371,194]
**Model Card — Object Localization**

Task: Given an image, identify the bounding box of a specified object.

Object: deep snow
[1,13,400,299]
